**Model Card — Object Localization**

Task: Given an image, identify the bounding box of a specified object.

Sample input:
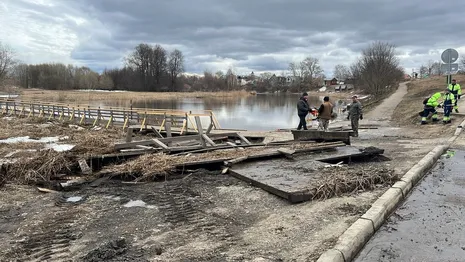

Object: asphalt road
[355,149,465,262]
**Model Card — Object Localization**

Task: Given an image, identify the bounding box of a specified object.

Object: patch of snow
[44,144,75,152]
[4,149,36,158]
[0,136,74,152]
[66,196,83,202]
[69,124,85,130]
[123,200,156,209]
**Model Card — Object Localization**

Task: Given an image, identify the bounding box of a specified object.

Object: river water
[92,94,348,131]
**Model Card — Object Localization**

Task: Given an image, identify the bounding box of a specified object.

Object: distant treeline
[4,41,405,95]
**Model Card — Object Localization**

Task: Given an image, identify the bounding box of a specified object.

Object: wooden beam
[202,134,216,146]
[224,156,248,167]
[237,133,252,145]
[151,126,164,138]
[125,127,133,143]
[136,145,155,150]
[164,120,172,137]
[206,122,214,134]
[152,139,169,149]
[78,159,92,175]
[195,116,206,148]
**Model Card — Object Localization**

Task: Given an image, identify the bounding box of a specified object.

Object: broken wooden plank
[195,116,206,148]
[78,159,92,175]
[277,148,295,156]
[125,127,133,142]
[224,156,248,167]
[151,126,164,138]
[164,120,172,137]
[291,130,351,145]
[152,139,169,149]
[202,134,216,146]
[175,142,346,169]
[237,133,252,145]
[277,148,296,160]
[136,145,156,150]
[37,187,59,193]
[206,122,214,134]
[226,142,237,147]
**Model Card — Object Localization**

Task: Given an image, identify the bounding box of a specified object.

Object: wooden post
[195,116,206,148]
[164,119,172,137]
[13,101,16,116]
[125,127,133,142]
[130,100,133,120]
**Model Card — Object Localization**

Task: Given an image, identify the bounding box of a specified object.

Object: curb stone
[316,119,465,262]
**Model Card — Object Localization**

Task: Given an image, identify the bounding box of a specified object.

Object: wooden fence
[0,99,221,134]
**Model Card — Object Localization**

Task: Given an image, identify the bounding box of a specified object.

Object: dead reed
[309,166,397,200]
[1,150,75,185]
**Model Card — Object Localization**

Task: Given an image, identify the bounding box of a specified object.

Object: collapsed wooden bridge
[0,98,222,135]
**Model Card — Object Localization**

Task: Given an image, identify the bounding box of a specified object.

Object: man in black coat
[297,92,310,130]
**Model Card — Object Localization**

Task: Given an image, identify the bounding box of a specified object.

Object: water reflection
[89,94,347,131]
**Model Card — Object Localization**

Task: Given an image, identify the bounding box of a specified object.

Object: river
[90,93,349,131]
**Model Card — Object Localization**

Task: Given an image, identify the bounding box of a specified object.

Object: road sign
[441,63,459,74]
[441,48,459,64]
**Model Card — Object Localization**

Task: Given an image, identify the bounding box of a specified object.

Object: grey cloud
[4,0,465,75]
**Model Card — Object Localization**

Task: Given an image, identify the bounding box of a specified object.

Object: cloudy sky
[1,0,465,77]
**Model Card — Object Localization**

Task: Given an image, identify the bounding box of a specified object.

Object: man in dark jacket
[297,92,310,130]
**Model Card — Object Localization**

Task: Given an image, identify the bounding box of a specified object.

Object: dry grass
[393,75,465,125]
[0,116,128,186]
[0,117,124,157]
[1,150,75,185]
[309,165,397,200]
[104,147,277,180]
[19,89,252,103]
[103,143,336,181]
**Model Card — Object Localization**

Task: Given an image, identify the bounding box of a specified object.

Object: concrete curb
[316,119,465,262]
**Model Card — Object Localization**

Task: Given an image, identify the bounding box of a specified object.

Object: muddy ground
[0,77,463,261]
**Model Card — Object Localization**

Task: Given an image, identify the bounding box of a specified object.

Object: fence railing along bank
[0,99,222,134]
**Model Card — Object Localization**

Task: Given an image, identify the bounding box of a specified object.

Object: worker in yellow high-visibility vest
[448,79,461,113]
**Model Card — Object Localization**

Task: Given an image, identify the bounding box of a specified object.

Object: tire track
[11,194,83,262]
[156,180,237,247]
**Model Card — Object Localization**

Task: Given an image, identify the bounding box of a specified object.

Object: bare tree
[168,49,184,90]
[126,43,153,90]
[300,56,323,81]
[0,42,16,84]
[356,41,404,95]
[151,45,167,85]
[333,64,350,80]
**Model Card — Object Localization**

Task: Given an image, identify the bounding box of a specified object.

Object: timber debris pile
[0,116,396,202]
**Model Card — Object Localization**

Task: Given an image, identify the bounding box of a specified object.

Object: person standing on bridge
[448,79,461,113]
[297,92,310,130]
[442,88,455,124]
[346,95,363,137]
[317,96,333,132]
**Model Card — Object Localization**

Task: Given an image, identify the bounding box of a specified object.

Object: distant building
[324,78,338,86]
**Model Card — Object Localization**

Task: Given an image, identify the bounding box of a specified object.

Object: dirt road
[365,82,408,122]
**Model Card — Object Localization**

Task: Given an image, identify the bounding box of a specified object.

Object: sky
[1,0,465,77]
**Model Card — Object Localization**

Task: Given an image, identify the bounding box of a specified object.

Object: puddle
[0,136,74,152]
[123,200,156,209]
[66,196,83,203]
